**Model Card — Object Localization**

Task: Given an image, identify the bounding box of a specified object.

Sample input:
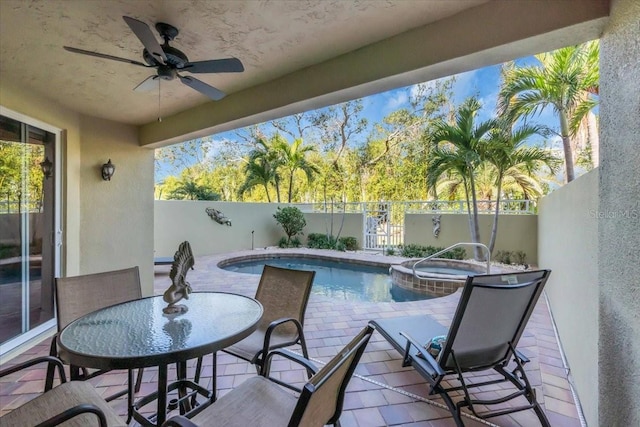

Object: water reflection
[162,318,193,351]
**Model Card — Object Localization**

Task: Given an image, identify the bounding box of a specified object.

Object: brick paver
[0,248,582,426]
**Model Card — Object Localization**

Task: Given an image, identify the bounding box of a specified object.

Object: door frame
[0,106,62,355]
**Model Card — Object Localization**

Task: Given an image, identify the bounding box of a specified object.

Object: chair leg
[297,332,313,380]
[504,355,552,427]
[194,357,203,384]
[45,338,58,391]
[127,368,135,423]
[133,368,143,392]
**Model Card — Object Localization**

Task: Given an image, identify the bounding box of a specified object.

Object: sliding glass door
[0,113,58,346]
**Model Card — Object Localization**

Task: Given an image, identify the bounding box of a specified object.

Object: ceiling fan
[64,16,244,101]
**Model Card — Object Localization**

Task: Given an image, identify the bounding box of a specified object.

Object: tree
[427,98,497,260]
[272,137,319,203]
[167,177,220,200]
[483,119,559,253]
[273,206,306,246]
[238,156,277,202]
[498,41,599,182]
[242,137,284,202]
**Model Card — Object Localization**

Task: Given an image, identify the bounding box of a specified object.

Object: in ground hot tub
[390,259,497,297]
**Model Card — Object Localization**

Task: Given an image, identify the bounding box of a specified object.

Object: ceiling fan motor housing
[157,65,177,80]
[143,44,189,68]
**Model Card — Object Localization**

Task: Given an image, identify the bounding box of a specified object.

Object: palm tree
[498,41,599,182]
[272,137,319,203]
[427,98,497,260]
[243,137,283,202]
[483,119,559,253]
[168,178,220,200]
[238,157,277,202]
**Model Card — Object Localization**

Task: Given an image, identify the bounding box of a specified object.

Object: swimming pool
[221,256,432,303]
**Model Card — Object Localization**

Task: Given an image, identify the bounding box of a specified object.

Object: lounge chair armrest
[399,332,446,377]
[514,349,529,364]
[36,403,108,427]
[0,355,67,384]
[162,415,199,427]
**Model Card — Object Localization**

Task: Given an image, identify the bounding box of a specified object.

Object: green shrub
[274,206,306,245]
[386,248,396,256]
[494,250,527,265]
[307,233,334,249]
[277,237,289,248]
[495,250,512,264]
[514,250,527,265]
[400,244,465,260]
[290,236,302,248]
[338,236,358,251]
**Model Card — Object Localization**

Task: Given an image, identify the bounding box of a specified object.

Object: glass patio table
[57,292,263,426]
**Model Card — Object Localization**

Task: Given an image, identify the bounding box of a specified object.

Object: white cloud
[384,90,409,111]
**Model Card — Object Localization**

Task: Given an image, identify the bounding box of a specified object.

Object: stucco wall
[405,213,538,264]
[538,169,599,426]
[599,0,640,424]
[154,201,284,256]
[154,201,364,256]
[0,81,155,296]
[78,115,154,295]
[301,213,363,248]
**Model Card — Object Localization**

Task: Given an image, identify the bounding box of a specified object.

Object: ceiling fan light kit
[64,16,244,101]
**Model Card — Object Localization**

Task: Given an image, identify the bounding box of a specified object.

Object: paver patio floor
[0,249,582,426]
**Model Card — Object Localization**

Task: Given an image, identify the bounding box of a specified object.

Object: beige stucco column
[599,0,640,424]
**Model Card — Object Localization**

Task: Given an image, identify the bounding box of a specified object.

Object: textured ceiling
[0,0,489,126]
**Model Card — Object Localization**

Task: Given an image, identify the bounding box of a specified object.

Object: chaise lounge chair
[369,269,552,426]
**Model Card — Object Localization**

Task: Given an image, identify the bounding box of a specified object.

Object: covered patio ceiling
[0,0,609,147]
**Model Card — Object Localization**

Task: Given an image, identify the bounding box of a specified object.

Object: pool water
[223,257,432,303]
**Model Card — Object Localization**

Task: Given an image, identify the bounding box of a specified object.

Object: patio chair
[198,265,315,386]
[162,325,373,427]
[1,355,126,426]
[45,266,144,421]
[369,269,552,427]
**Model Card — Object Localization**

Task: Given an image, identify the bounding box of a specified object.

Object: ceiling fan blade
[123,16,167,64]
[64,46,151,67]
[134,75,160,92]
[178,75,226,101]
[182,58,244,74]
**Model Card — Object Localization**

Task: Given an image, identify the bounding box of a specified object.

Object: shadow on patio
[0,249,582,426]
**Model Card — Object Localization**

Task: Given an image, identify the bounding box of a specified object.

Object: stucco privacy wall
[405,214,538,264]
[599,0,640,424]
[0,81,155,296]
[538,169,599,426]
[154,201,364,256]
[300,213,363,248]
[155,201,282,256]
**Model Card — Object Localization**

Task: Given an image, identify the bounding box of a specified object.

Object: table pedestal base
[132,378,213,427]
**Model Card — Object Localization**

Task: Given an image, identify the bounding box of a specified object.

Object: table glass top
[59,292,262,359]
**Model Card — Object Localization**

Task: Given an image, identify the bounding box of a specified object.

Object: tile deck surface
[0,249,582,426]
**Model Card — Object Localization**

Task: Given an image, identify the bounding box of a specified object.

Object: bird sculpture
[163,241,195,314]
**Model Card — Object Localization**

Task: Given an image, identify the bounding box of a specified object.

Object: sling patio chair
[46,266,144,422]
[1,355,126,427]
[194,264,315,389]
[162,325,374,427]
[369,269,552,427]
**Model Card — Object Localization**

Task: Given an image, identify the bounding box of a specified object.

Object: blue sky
[156,56,562,182]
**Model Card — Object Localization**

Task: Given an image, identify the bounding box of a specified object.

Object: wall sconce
[101,159,115,181]
[40,156,53,179]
